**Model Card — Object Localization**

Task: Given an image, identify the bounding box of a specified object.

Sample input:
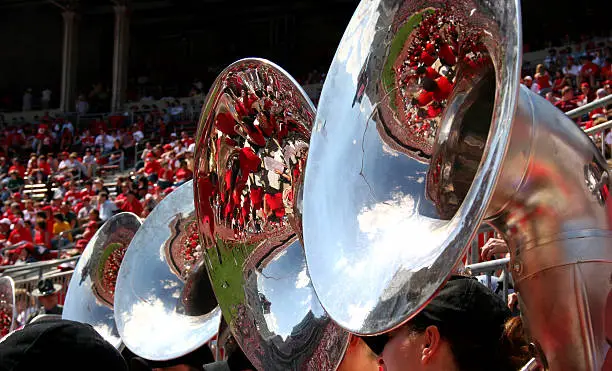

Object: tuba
[194,58,382,371]
[63,212,142,349]
[193,58,349,371]
[300,0,612,370]
[0,277,16,339]
[114,180,222,362]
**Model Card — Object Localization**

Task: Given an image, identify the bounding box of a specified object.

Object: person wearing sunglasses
[362,276,534,371]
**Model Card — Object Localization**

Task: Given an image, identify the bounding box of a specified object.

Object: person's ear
[420,325,442,364]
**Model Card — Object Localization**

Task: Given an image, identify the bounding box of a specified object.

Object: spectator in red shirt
[579,55,599,88]
[8,158,25,178]
[30,156,51,183]
[120,191,143,216]
[554,86,579,113]
[139,152,161,183]
[181,131,195,147]
[601,58,612,81]
[577,82,596,106]
[174,160,193,186]
[8,219,32,245]
[75,220,98,252]
[157,159,174,189]
[33,219,50,248]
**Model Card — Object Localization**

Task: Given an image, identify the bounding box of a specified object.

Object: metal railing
[0,256,79,280]
[13,269,73,324]
[566,95,612,119]
[584,119,612,159]
[466,225,495,265]
[465,257,511,304]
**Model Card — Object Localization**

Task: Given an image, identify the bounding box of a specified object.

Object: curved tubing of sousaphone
[301,0,611,369]
[63,212,142,349]
[114,180,222,362]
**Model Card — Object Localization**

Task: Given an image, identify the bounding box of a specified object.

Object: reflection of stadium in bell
[360,3,496,219]
[242,238,333,368]
[0,277,15,338]
[63,213,141,349]
[195,59,348,370]
[195,59,312,245]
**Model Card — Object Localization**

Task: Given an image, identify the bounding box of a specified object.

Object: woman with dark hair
[364,276,534,371]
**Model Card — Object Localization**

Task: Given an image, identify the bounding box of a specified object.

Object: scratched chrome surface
[302,0,521,334]
[114,180,222,361]
[0,277,16,337]
[63,212,141,349]
[194,58,348,370]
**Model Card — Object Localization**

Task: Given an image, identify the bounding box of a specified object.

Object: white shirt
[58,159,74,170]
[61,122,74,134]
[78,205,94,220]
[133,130,144,142]
[95,134,115,151]
[42,89,52,101]
[562,65,580,76]
[99,200,118,221]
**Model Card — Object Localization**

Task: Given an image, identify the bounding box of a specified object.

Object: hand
[480,238,508,261]
[508,292,518,310]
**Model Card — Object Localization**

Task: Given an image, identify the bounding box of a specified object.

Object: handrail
[566,95,612,119]
[465,257,511,304]
[465,257,510,274]
[584,120,612,135]
[0,255,79,274]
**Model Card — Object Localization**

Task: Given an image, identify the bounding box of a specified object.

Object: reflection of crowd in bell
[394,9,489,149]
[199,68,311,241]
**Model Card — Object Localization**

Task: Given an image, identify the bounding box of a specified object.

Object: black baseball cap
[0,320,128,371]
[363,275,511,355]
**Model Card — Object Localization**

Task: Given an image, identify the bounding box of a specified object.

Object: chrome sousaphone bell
[0,276,16,339]
[114,180,222,362]
[193,58,350,370]
[63,212,142,349]
[301,0,612,370]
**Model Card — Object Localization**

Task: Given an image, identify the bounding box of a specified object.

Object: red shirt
[175,168,193,182]
[159,167,174,181]
[64,190,81,204]
[555,99,579,113]
[581,62,599,77]
[121,198,143,216]
[37,162,51,175]
[601,65,612,81]
[535,74,551,89]
[9,227,32,244]
[8,165,25,177]
[143,160,162,176]
[34,229,48,246]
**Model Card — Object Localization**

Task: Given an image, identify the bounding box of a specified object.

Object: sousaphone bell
[63,212,142,349]
[0,276,16,339]
[194,58,350,370]
[301,0,611,369]
[114,180,222,362]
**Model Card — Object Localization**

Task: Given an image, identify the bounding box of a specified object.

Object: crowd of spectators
[0,104,199,268]
[521,42,612,127]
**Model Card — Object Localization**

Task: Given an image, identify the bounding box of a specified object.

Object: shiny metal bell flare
[63,212,142,349]
[194,58,348,371]
[302,0,522,336]
[114,180,222,361]
[302,0,612,369]
[0,276,16,338]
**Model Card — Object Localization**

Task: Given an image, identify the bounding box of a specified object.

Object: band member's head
[0,320,128,371]
[363,276,532,371]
